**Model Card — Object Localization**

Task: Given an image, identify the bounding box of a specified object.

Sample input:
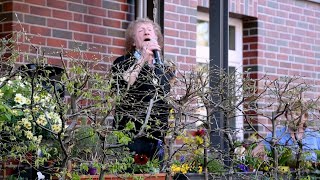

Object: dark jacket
[112,53,174,141]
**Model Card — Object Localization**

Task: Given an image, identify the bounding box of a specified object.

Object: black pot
[173,173,205,180]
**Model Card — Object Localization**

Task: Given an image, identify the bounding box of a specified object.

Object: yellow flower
[195,136,204,144]
[171,164,181,173]
[198,166,202,174]
[181,164,190,174]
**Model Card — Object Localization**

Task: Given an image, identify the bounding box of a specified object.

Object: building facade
[1,0,320,136]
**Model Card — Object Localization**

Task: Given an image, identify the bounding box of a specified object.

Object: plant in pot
[170,128,225,180]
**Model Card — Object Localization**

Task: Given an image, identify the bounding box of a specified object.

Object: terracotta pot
[80,173,166,180]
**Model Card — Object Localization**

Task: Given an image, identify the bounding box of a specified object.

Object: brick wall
[192,0,320,135]
[0,0,134,69]
[163,0,198,71]
[1,0,319,146]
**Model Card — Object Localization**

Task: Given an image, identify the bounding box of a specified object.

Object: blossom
[36,115,48,126]
[24,130,33,140]
[14,93,27,105]
[237,164,249,172]
[52,124,62,133]
[195,120,203,127]
[134,154,149,165]
[198,166,202,174]
[234,146,246,160]
[192,129,206,137]
[21,118,32,130]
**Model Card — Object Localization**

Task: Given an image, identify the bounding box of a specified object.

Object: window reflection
[197,20,209,47]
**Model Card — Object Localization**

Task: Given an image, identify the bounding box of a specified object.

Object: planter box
[173,172,265,180]
[80,173,166,180]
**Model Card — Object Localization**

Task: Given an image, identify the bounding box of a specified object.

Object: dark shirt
[112,53,173,141]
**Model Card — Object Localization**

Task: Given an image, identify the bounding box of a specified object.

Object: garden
[1,32,320,180]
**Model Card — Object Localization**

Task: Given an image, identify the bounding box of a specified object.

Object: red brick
[69,22,88,32]
[165,29,179,37]
[47,58,65,67]
[73,13,83,22]
[88,7,106,17]
[3,22,12,31]
[267,60,279,67]
[108,10,125,20]
[165,46,179,54]
[180,32,189,39]
[88,44,106,53]
[52,10,72,20]
[112,38,125,46]
[30,6,51,17]
[277,54,288,60]
[25,0,45,6]
[108,47,124,55]
[83,52,102,60]
[84,15,102,25]
[89,26,106,35]
[29,36,46,45]
[30,26,51,36]
[103,18,121,28]
[47,19,67,29]
[3,2,13,11]
[93,35,111,45]
[83,0,101,6]
[121,4,129,11]
[74,33,92,42]
[243,36,257,43]
[47,38,67,47]
[12,2,29,13]
[243,51,257,57]
[47,0,67,10]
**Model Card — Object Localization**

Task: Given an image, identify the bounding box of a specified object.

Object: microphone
[145,38,162,65]
[153,49,162,65]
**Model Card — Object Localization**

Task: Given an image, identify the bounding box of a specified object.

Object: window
[196,12,244,140]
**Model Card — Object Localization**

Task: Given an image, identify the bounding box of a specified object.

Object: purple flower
[237,164,249,172]
[180,156,185,163]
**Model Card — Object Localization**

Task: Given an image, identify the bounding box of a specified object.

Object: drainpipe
[136,0,147,19]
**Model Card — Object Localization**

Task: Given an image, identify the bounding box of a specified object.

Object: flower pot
[80,173,166,180]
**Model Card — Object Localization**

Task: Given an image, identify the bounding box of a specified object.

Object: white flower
[34,95,40,103]
[36,115,48,126]
[23,109,30,114]
[52,124,62,133]
[25,98,31,105]
[14,125,21,131]
[0,77,6,82]
[234,146,246,161]
[10,135,16,141]
[37,171,45,180]
[21,118,32,130]
[195,120,204,127]
[14,93,27,105]
[24,130,33,140]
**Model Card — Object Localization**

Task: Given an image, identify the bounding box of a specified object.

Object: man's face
[133,23,157,50]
